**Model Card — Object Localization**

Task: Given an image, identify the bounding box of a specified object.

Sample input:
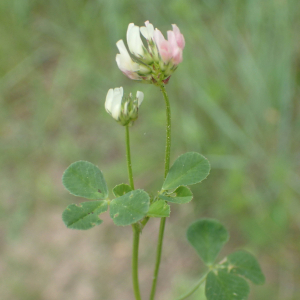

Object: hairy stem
[126,125,135,190]
[161,85,172,178]
[126,126,142,300]
[149,84,171,300]
[132,223,142,300]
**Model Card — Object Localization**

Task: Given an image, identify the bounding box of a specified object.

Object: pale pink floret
[153,29,172,63]
[154,23,185,65]
[167,31,182,65]
[171,24,185,49]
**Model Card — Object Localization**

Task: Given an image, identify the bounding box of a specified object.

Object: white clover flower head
[116,21,185,85]
[105,87,144,126]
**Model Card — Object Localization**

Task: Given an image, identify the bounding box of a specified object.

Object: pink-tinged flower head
[116,21,185,84]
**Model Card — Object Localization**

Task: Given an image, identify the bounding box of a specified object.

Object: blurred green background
[1,0,300,299]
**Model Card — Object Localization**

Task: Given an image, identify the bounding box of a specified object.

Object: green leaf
[62,161,108,200]
[162,152,210,190]
[110,190,150,226]
[62,200,108,230]
[147,200,170,217]
[205,270,250,300]
[225,251,265,285]
[113,183,132,197]
[159,186,193,204]
[186,219,229,265]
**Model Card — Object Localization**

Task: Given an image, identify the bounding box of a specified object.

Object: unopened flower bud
[105,87,144,126]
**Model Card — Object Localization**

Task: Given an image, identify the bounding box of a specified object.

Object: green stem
[126,125,135,190]
[161,85,172,178]
[125,126,142,300]
[149,84,171,300]
[175,272,209,300]
[132,223,142,300]
[149,216,166,300]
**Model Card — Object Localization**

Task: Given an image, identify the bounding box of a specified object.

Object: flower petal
[123,101,129,115]
[127,23,144,57]
[113,87,123,100]
[116,40,142,80]
[172,24,185,49]
[167,30,183,65]
[110,87,123,120]
[154,29,171,63]
[105,88,114,114]
[136,91,144,106]
[140,20,154,40]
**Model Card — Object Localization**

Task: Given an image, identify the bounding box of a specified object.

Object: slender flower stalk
[149,84,171,300]
[161,85,172,178]
[132,223,142,300]
[126,125,135,190]
[125,125,142,300]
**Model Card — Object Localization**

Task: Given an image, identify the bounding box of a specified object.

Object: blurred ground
[1,0,300,299]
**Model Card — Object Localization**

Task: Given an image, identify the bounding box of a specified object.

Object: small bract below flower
[116,21,185,85]
[105,87,144,126]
